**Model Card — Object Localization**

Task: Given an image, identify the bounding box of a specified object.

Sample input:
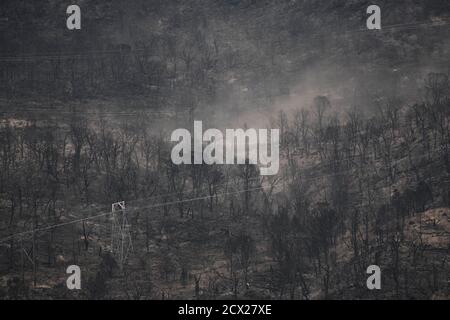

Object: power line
[0,152,404,245]
[0,181,281,245]
[0,174,268,237]
[0,110,181,117]
[0,141,444,245]
[0,18,448,62]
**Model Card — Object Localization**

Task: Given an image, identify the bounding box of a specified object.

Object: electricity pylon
[111,201,133,270]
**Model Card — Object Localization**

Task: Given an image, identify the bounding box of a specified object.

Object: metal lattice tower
[111,201,133,270]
